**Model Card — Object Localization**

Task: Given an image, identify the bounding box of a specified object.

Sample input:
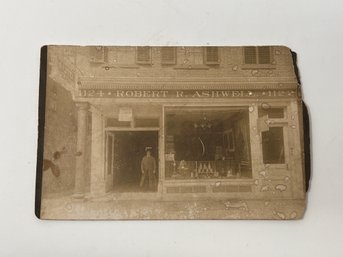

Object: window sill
[102,64,140,70]
[174,64,210,70]
[136,62,152,66]
[263,163,288,169]
[164,178,254,183]
[241,64,276,70]
[205,62,220,66]
[90,60,106,65]
[161,62,176,66]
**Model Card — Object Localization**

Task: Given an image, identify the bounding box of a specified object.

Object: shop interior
[108,131,159,192]
[164,107,252,180]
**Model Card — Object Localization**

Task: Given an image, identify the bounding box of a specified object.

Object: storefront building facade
[46,46,305,203]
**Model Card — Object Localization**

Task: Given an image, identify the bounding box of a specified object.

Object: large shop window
[164,107,252,180]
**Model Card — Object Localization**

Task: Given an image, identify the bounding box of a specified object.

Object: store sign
[77,89,298,99]
[118,107,133,121]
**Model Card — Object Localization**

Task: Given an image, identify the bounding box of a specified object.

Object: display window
[164,106,252,180]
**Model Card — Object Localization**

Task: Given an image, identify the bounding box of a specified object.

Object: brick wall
[75,46,296,83]
[42,78,78,195]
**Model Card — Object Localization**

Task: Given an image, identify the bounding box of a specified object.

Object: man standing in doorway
[140,147,156,191]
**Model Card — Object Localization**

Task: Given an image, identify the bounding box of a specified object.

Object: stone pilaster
[90,106,107,197]
[73,102,89,199]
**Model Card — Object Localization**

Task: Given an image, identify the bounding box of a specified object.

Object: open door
[105,132,115,191]
[110,131,158,192]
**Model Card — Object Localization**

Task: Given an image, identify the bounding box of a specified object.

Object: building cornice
[77,77,298,91]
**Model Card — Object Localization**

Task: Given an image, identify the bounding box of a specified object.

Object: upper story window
[136,47,151,64]
[90,46,108,63]
[161,47,176,64]
[244,46,271,65]
[204,47,219,64]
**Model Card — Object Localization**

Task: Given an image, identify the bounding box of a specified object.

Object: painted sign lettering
[77,89,297,98]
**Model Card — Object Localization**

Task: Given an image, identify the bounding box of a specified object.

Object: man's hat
[145,146,153,152]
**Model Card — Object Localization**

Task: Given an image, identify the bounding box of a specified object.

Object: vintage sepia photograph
[4,0,343,255]
[36,45,308,220]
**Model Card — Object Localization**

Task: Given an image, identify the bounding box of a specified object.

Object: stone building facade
[41,45,306,218]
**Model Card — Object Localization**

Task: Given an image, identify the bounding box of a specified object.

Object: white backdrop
[1,0,342,256]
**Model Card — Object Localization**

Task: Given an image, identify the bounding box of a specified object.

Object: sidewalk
[40,194,306,220]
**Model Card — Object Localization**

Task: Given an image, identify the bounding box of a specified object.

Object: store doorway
[109,131,158,192]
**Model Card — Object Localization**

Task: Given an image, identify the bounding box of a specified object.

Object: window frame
[258,104,290,168]
[136,46,152,65]
[90,46,108,63]
[242,46,274,69]
[204,47,220,65]
[163,105,253,180]
[161,47,177,65]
